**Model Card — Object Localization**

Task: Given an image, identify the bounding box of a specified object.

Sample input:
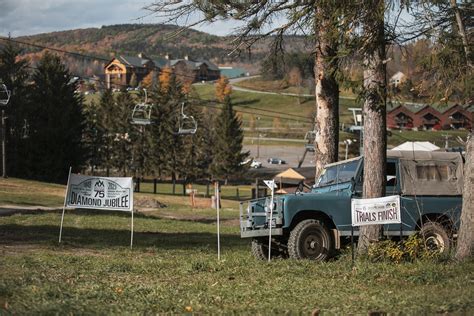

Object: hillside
[10,24,310,75]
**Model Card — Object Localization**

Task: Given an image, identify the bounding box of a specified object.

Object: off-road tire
[288,219,333,261]
[420,221,451,254]
[251,238,287,260]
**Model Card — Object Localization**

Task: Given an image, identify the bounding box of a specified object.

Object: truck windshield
[316,159,360,187]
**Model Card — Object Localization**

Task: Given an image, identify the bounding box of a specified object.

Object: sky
[0,0,242,37]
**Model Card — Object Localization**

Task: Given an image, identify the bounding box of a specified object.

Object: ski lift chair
[131,104,152,125]
[131,89,152,125]
[0,84,11,106]
[177,103,197,135]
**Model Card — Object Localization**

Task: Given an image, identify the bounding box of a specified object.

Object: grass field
[1,178,473,314]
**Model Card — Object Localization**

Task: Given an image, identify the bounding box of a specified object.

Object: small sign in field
[59,169,135,248]
[351,195,401,227]
[66,174,133,211]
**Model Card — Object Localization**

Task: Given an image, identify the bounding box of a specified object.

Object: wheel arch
[416,213,455,233]
[288,210,337,231]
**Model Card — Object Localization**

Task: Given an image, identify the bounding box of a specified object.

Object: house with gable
[104,53,220,89]
[167,55,220,82]
[387,102,473,130]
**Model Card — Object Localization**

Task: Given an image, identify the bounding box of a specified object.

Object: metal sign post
[263,180,277,262]
[215,181,221,261]
[58,167,72,243]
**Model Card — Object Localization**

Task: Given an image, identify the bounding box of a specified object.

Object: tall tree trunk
[450,0,472,69]
[357,0,387,254]
[314,4,340,180]
[455,133,473,261]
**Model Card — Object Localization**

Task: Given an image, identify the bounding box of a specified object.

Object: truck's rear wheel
[288,219,333,261]
[251,238,287,260]
[420,222,451,254]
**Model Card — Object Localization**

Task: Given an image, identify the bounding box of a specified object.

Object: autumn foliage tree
[142,70,157,90]
[215,75,232,102]
[159,66,172,93]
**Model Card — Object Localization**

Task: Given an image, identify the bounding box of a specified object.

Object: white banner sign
[351,195,401,227]
[66,174,133,211]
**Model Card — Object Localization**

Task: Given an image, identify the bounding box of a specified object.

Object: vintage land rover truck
[240,150,464,261]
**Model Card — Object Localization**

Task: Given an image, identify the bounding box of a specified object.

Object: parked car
[251,160,263,169]
[241,158,263,169]
[267,157,286,164]
[241,150,463,261]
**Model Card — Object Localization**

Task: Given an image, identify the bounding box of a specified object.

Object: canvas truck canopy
[387,150,464,195]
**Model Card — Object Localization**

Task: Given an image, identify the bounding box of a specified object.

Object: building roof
[274,168,306,181]
[117,56,151,68]
[391,141,440,152]
[219,68,247,78]
[387,102,474,114]
[167,58,220,71]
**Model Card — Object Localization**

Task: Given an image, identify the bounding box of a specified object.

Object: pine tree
[82,100,105,175]
[129,72,138,88]
[26,52,85,183]
[211,96,248,182]
[112,92,135,176]
[97,89,115,176]
[0,39,30,177]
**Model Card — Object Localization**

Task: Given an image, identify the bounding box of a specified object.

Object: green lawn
[1,209,473,314]
[1,178,473,314]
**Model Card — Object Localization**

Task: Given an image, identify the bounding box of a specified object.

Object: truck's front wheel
[251,238,287,260]
[288,219,333,261]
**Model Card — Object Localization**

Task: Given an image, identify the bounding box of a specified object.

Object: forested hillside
[9,24,309,77]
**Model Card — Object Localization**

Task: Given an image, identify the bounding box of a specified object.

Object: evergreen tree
[26,52,85,183]
[129,89,155,178]
[97,88,115,176]
[112,92,134,176]
[82,100,105,175]
[211,96,248,182]
[129,72,138,88]
[0,39,30,177]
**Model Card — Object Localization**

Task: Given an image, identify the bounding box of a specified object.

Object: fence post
[236,187,240,200]
[182,182,186,196]
[255,178,259,199]
[206,181,210,198]
[135,177,140,193]
[153,178,157,194]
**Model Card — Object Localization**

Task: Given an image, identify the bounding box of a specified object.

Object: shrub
[367,234,441,263]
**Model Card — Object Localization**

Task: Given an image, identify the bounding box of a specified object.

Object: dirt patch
[134,197,167,209]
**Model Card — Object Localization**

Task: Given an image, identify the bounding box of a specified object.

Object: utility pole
[1,84,11,178]
[1,109,6,178]
[256,116,261,158]
[442,134,451,150]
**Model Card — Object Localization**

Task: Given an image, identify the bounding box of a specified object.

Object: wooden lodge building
[387,103,473,131]
[104,53,220,89]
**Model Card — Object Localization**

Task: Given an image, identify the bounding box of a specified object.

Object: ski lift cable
[3,38,315,121]
[1,37,203,82]
[20,64,313,124]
